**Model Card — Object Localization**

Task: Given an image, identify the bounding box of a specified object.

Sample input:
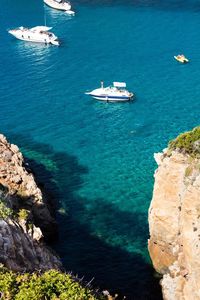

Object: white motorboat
[44,0,75,15]
[8,26,60,45]
[85,81,134,102]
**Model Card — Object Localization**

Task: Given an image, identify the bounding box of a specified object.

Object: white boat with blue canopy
[86,81,134,102]
[44,0,75,15]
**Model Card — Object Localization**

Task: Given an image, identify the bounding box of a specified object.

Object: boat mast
[44,4,47,26]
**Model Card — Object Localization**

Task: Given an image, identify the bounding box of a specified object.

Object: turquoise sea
[1,0,200,298]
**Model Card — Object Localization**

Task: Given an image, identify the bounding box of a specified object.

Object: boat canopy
[30,26,52,32]
[113,82,126,88]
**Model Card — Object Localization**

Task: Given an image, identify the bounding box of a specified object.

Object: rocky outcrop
[148,149,200,300]
[0,134,62,272]
[0,219,62,272]
[0,134,57,240]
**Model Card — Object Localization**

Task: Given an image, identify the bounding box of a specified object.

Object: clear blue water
[1,0,200,298]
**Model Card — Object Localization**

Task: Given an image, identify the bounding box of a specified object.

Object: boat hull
[174,56,189,63]
[8,30,59,45]
[90,94,132,102]
[86,86,134,102]
[44,0,72,11]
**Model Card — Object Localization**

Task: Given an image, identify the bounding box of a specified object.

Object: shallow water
[1,0,200,298]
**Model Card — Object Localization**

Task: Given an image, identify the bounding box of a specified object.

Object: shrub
[18,209,29,222]
[0,200,13,219]
[0,267,106,300]
[185,166,193,177]
[169,126,200,157]
[0,266,17,299]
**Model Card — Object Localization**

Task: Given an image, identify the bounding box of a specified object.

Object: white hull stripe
[90,94,131,100]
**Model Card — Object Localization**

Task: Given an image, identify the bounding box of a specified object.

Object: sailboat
[44,0,75,15]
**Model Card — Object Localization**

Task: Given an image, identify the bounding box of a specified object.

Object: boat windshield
[39,31,53,37]
[113,82,126,88]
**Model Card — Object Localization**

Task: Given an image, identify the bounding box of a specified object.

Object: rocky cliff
[148,127,200,300]
[0,134,62,272]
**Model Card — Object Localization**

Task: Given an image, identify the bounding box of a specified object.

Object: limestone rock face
[0,134,62,272]
[0,219,62,272]
[148,150,200,300]
[0,134,57,239]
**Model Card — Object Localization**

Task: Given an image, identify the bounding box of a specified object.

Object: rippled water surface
[1,0,200,298]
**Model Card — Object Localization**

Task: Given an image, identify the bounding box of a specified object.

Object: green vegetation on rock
[185,165,193,177]
[18,209,29,221]
[169,126,200,157]
[0,267,106,300]
[0,200,13,219]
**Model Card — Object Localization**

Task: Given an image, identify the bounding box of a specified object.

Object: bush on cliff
[169,126,200,157]
[0,267,106,300]
[0,200,13,219]
[18,208,29,222]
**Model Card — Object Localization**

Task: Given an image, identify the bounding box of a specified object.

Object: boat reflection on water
[44,5,74,21]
